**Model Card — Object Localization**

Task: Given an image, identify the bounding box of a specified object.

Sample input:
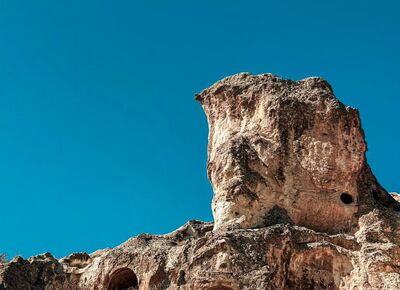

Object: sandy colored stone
[1,73,399,290]
[195,73,398,233]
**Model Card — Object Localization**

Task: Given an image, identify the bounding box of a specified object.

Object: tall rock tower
[196,73,398,233]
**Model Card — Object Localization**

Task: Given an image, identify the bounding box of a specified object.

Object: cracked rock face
[196,73,398,233]
[1,73,399,290]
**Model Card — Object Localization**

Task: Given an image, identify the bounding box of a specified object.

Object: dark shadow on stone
[208,286,235,290]
[107,268,138,290]
[264,205,294,226]
[340,193,354,204]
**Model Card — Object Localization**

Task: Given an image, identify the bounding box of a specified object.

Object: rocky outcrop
[1,73,399,290]
[0,253,79,289]
[195,73,398,233]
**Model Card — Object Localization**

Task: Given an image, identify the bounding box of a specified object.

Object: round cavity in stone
[107,268,138,290]
[340,193,354,205]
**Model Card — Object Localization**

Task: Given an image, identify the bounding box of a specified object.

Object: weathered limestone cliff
[1,73,399,290]
[195,73,398,233]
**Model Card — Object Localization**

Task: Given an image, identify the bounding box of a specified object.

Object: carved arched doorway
[107,268,138,290]
[208,286,235,290]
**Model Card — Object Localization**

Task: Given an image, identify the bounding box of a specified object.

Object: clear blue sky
[0,1,398,259]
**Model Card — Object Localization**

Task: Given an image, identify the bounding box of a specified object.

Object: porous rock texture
[1,73,399,290]
[195,73,398,233]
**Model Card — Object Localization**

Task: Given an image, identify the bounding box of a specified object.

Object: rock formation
[195,73,398,233]
[1,73,399,290]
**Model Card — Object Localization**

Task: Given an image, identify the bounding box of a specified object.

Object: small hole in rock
[340,193,353,204]
[234,212,239,216]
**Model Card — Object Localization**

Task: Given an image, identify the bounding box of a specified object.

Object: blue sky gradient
[0,1,399,258]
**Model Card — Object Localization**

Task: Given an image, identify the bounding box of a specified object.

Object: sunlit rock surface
[1,73,399,290]
[195,73,398,233]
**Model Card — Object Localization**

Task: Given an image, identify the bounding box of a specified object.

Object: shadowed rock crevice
[107,268,138,290]
[264,205,294,227]
[207,286,235,290]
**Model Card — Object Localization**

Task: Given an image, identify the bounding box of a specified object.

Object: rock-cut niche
[207,286,235,290]
[107,268,138,290]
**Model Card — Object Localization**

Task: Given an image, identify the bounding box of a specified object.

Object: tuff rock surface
[195,73,398,233]
[1,73,399,290]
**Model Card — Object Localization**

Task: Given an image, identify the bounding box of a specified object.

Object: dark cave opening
[340,193,354,204]
[107,268,138,290]
[208,286,235,290]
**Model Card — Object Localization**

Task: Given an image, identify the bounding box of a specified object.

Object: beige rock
[0,73,399,290]
[195,73,398,234]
